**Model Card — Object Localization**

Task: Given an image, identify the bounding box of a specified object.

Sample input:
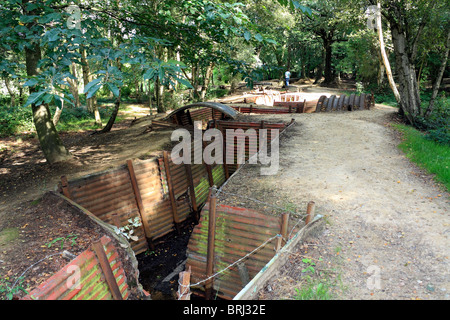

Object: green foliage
[0,102,133,137]
[416,93,450,146]
[0,276,28,300]
[0,105,33,136]
[294,257,332,300]
[393,123,450,192]
[46,234,78,250]
[293,280,332,300]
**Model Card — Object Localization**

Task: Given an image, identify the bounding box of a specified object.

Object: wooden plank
[60,176,72,199]
[184,163,199,222]
[205,193,217,300]
[163,151,181,229]
[91,240,123,300]
[177,266,192,300]
[127,159,153,248]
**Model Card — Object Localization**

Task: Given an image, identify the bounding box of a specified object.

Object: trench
[136,218,196,300]
[57,98,365,300]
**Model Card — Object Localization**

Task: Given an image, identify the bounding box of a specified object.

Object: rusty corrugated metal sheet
[132,158,172,240]
[165,102,238,121]
[213,120,287,172]
[186,203,285,300]
[190,107,223,122]
[60,119,289,252]
[315,93,374,112]
[277,92,304,102]
[66,167,148,255]
[22,236,129,300]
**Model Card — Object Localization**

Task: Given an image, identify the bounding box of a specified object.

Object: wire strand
[189,234,281,288]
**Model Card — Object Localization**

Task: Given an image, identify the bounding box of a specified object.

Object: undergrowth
[393,123,450,192]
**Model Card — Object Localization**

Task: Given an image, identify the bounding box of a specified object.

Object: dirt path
[0,104,170,217]
[1,85,448,300]
[223,104,449,300]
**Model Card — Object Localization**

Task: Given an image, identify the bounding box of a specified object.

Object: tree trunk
[25,44,71,164]
[323,36,334,84]
[376,3,404,111]
[148,80,154,116]
[200,63,214,101]
[99,90,121,133]
[391,25,421,123]
[67,63,80,108]
[53,95,64,126]
[425,31,450,117]
[314,50,324,84]
[154,77,165,113]
[3,77,16,107]
[191,63,200,100]
[81,48,102,127]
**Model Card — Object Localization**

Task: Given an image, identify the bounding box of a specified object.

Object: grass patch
[393,123,450,192]
[293,279,332,300]
[0,228,19,247]
[0,103,133,137]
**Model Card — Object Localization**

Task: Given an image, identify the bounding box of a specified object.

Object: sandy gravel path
[223,104,449,300]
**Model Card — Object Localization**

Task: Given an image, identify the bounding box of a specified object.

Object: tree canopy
[0,0,448,162]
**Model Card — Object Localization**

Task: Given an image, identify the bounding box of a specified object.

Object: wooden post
[184,163,199,222]
[219,124,230,180]
[60,176,72,199]
[305,201,315,225]
[91,240,123,300]
[177,266,191,300]
[127,159,154,249]
[111,213,121,228]
[276,213,290,251]
[203,141,214,187]
[237,262,250,286]
[205,193,217,300]
[126,160,145,217]
[163,151,181,233]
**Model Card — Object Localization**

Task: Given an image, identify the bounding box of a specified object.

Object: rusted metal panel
[213,120,286,166]
[232,104,307,114]
[65,168,148,255]
[186,203,286,300]
[314,93,373,112]
[278,92,303,102]
[22,236,129,300]
[165,102,238,123]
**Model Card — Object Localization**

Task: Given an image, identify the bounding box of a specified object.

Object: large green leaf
[24,91,46,107]
[107,83,120,97]
[83,77,103,94]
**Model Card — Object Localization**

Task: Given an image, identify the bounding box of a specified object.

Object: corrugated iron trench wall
[22,236,130,300]
[59,117,290,256]
[239,92,374,112]
[186,202,302,300]
[60,151,227,255]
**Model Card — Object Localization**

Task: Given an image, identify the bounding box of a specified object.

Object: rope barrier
[177,183,312,299]
[188,234,281,290]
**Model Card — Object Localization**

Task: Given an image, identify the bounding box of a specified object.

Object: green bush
[0,105,34,136]
[415,93,450,146]
[393,123,450,192]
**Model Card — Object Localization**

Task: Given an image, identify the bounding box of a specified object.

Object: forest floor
[0,80,448,300]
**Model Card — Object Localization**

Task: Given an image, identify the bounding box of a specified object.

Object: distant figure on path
[284,70,291,88]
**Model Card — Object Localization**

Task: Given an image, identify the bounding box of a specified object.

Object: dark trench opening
[136,217,196,300]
